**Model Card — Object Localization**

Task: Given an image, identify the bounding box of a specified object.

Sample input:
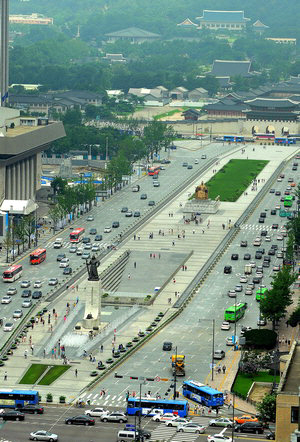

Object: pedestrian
[175,291,177,297]
[138,235,140,240]
[168,297,172,304]
[75,369,78,377]
[64,315,67,322]
[134,262,136,269]
[222,365,226,374]
[201,407,205,416]
[126,391,129,400]
[31,344,34,355]
[133,234,136,240]
[158,253,161,259]
[24,350,28,359]
[202,229,205,234]
[31,322,34,329]
[100,344,103,352]
[112,347,115,356]
[172,240,175,246]
[4,371,7,381]
[128,273,131,280]
[192,229,195,234]
[43,348,46,358]
[184,265,187,271]
[228,399,232,409]
[150,253,152,258]
[173,277,176,283]
[216,407,219,416]
[51,348,54,358]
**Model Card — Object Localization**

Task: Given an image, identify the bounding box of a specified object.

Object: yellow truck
[171,354,185,377]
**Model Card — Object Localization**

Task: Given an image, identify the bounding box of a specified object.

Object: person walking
[4,371,8,380]
[134,262,136,269]
[75,369,78,377]
[222,365,226,374]
[100,344,103,353]
[24,350,28,359]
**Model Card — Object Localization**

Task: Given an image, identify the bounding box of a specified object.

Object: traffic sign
[155,376,161,382]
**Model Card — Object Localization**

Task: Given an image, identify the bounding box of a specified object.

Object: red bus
[148,166,160,176]
[3,264,23,282]
[254,133,275,140]
[70,227,85,243]
[30,248,46,265]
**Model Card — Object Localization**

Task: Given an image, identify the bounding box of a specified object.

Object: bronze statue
[86,255,100,281]
[195,181,208,200]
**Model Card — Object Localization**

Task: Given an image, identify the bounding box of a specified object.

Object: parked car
[3,322,14,331]
[221,322,231,331]
[214,350,225,359]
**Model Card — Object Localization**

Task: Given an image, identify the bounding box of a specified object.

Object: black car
[65,415,95,426]
[268,249,275,256]
[32,291,42,299]
[82,237,91,244]
[263,261,270,268]
[224,265,232,274]
[266,430,275,439]
[260,212,266,218]
[253,277,261,284]
[0,410,25,421]
[16,404,44,414]
[121,207,128,213]
[272,224,279,229]
[95,235,103,241]
[162,342,172,351]
[244,253,251,260]
[63,267,72,275]
[271,209,276,215]
[280,196,285,202]
[140,194,147,200]
[231,254,239,260]
[56,253,66,262]
[89,228,97,235]
[269,189,275,193]
[271,244,278,250]
[258,218,265,223]
[264,256,271,262]
[21,289,32,298]
[275,191,281,196]
[255,252,262,259]
[240,241,248,247]
[148,201,155,206]
[292,166,297,171]
[112,221,120,228]
[235,421,264,434]
[134,211,141,217]
[261,230,268,236]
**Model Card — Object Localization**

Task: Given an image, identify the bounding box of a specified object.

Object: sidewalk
[1,143,299,404]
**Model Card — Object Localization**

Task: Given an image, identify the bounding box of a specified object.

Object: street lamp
[199,319,215,380]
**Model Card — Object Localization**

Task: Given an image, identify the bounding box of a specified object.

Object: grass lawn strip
[19,364,48,384]
[232,371,279,398]
[38,365,70,385]
[206,159,268,202]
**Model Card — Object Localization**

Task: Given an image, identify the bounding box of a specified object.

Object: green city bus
[256,287,268,301]
[224,303,247,322]
[284,196,293,207]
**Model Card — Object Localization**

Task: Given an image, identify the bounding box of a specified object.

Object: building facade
[196,10,250,31]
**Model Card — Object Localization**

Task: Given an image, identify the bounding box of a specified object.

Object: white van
[53,238,63,249]
[117,431,137,441]
[132,185,140,192]
[244,264,252,275]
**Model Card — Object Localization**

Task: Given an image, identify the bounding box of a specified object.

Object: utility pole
[212,319,215,381]
[105,136,109,161]
[173,347,177,400]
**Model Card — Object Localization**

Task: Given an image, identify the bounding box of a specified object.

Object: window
[291,406,299,423]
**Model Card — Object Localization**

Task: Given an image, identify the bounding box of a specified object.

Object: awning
[0,199,38,215]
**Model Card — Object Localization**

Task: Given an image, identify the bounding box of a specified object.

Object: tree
[256,394,276,423]
[14,218,27,253]
[260,267,296,330]
[85,104,99,120]
[23,214,35,249]
[3,231,12,263]
[288,305,300,327]
[51,177,68,196]
[144,121,168,159]
[48,205,61,231]
[62,107,82,126]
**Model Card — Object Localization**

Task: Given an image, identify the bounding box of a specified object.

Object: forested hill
[10,0,300,40]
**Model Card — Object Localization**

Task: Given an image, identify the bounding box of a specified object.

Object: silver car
[29,430,58,441]
[13,309,23,319]
[101,411,127,423]
[22,299,32,308]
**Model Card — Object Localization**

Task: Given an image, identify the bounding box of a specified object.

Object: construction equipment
[171,354,185,377]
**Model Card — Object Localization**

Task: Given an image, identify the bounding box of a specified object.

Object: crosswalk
[149,419,207,442]
[240,223,283,231]
[79,391,128,407]
[45,240,110,250]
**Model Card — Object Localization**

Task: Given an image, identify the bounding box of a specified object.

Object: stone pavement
[1,143,299,404]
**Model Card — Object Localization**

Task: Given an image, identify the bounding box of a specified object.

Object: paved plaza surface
[0,141,299,421]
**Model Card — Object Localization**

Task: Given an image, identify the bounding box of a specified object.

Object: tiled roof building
[196,10,250,31]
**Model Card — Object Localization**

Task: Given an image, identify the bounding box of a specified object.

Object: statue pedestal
[183,198,220,215]
[81,280,102,329]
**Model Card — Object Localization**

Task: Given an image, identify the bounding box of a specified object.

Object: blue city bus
[126,397,189,417]
[275,137,296,145]
[0,389,39,408]
[223,135,244,143]
[182,380,224,408]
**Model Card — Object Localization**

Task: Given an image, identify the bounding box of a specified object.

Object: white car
[104,226,111,233]
[239,276,248,283]
[7,287,17,295]
[255,272,263,279]
[277,177,282,182]
[76,248,83,256]
[21,280,30,288]
[1,295,12,304]
[275,204,281,210]
[277,235,283,241]
[69,246,77,253]
[13,309,23,319]
[91,245,100,252]
[226,336,236,346]
[265,236,271,242]
[87,216,94,221]
[3,322,14,332]
[22,299,32,308]
[165,417,189,427]
[207,434,232,441]
[249,261,256,268]
[221,321,231,331]
[59,258,70,268]
[152,413,177,422]
[33,281,42,288]
[29,430,58,441]
[48,278,58,286]
[177,422,206,434]
[85,407,108,417]
[53,238,63,249]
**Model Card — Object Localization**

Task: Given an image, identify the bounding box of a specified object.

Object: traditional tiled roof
[252,20,269,28]
[197,10,250,23]
[244,98,299,108]
[204,101,247,112]
[182,108,201,115]
[9,95,49,105]
[210,60,252,77]
[105,27,160,38]
[177,18,198,27]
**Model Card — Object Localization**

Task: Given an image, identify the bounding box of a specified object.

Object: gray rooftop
[282,343,300,393]
[197,10,250,23]
[210,60,252,77]
[105,27,160,38]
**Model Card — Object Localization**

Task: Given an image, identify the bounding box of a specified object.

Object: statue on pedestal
[195,181,208,200]
[86,255,100,281]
